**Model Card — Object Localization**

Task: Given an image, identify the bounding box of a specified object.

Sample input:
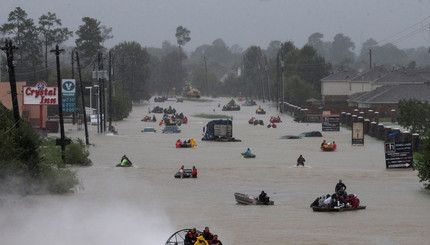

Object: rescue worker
[245,148,252,157]
[120,155,132,166]
[194,235,208,245]
[297,154,305,166]
[185,228,198,244]
[191,166,198,178]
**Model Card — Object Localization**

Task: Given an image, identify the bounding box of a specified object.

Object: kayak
[312,206,366,212]
[234,192,274,205]
[241,153,256,158]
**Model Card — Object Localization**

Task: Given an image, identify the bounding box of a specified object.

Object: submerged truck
[202,119,241,142]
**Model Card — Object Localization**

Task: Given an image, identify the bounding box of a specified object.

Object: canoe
[234,192,274,205]
[312,206,366,212]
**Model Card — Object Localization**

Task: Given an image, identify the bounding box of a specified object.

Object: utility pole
[369,49,372,70]
[259,54,265,102]
[1,40,20,124]
[108,50,113,131]
[265,56,271,102]
[276,52,280,111]
[204,56,208,97]
[75,51,89,145]
[51,45,66,161]
[280,45,285,113]
[71,50,76,125]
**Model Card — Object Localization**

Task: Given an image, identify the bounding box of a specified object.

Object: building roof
[373,69,430,84]
[348,83,430,104]
[321,66,358,81]
[350,66,389,82]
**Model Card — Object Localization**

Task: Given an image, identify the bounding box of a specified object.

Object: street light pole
[85,86,93,110]
[94,84,99,133]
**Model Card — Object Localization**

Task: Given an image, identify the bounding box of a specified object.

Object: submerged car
[280,135,301,139]
[142,127,156,133]
[298,131,323,137]
[162,125,181,134]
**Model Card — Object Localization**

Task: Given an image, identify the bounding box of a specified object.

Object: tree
[329,33,355,66]
[38,12,73,82]
[175,25,190,58]
[156,50,187,94]
[265,40,282,59]
[243,46,265,98]
[414,130,430,188]
[75,17,112,67]
[113,41,151,101]
[285,75,312,105]
[0,7,42,81]
[398,99,430,134]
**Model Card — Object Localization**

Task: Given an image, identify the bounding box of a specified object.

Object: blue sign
[62,79,76,96]
[62,96,75,112]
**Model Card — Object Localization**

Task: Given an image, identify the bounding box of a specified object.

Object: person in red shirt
[192,166,197,178]
[176,139,182,148]
[345,194,359,208]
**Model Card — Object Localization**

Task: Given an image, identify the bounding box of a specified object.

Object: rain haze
[2,0,430,50]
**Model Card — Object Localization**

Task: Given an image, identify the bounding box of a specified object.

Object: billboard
[23,81,58,105]
[322,115,340,131]
[385,141,413,168]
[352,122,364,145]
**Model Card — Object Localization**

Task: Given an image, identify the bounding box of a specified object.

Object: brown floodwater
[1,97,429,245]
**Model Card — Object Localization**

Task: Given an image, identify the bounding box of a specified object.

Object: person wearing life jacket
[190,138,197,147]
[178,165,185,178]
[176,139,182,148]
[120,155,132,166]
[185,228,198,245]
[194,235,208,245]
[202,227,214,242]
[333,141,337,151]
[191,166,197,178]
[345,194,360,208]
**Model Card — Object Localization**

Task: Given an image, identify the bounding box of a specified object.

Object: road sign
[385,141,413,169]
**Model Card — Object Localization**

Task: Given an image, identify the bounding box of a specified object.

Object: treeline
[2,7,430,110]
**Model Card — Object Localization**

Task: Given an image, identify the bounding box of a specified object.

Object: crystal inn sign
[23,81,58,105]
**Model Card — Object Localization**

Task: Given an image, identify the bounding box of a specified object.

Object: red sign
[23,81,58,105]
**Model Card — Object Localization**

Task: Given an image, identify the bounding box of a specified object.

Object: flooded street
[1,97,430,245]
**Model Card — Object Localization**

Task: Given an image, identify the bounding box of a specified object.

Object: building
[0,81,48,128]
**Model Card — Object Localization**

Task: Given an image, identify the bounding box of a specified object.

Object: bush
[65,138,92,166]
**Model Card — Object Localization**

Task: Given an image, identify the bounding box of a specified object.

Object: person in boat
[202,227,214,241]
[190,138,197,148]
[335,179,347,193]
[194,235,209,245]
[209,234,223,245]
[191,166,197,178]
[345,194,360,208]
[333,141,337,150]
[310,196,321,208]
[152,115,156,121]
[258,190,270,204]
[297,155,305,166]
[318,195,326,207]
[185,228,198,245]
[321,140,327,147]
[176,139,183,148]
[323,194,332,208]
[245,148,252,157]
[178,165,185,178]
[120,155,132,166]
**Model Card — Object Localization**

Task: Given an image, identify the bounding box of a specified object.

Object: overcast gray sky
[2,0,430,52]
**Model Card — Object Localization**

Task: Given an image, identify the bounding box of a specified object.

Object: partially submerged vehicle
[141,127,156,133]
[312,206,366,212]
[280,135,301,139]
[202,119,241,142]
[174,169,192,178]
[298,131,323,137]
[234,192,274,205]
[151,106,164,113]
[154,96,166,102]
[163,125,181,134]
[242,99,257,106]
